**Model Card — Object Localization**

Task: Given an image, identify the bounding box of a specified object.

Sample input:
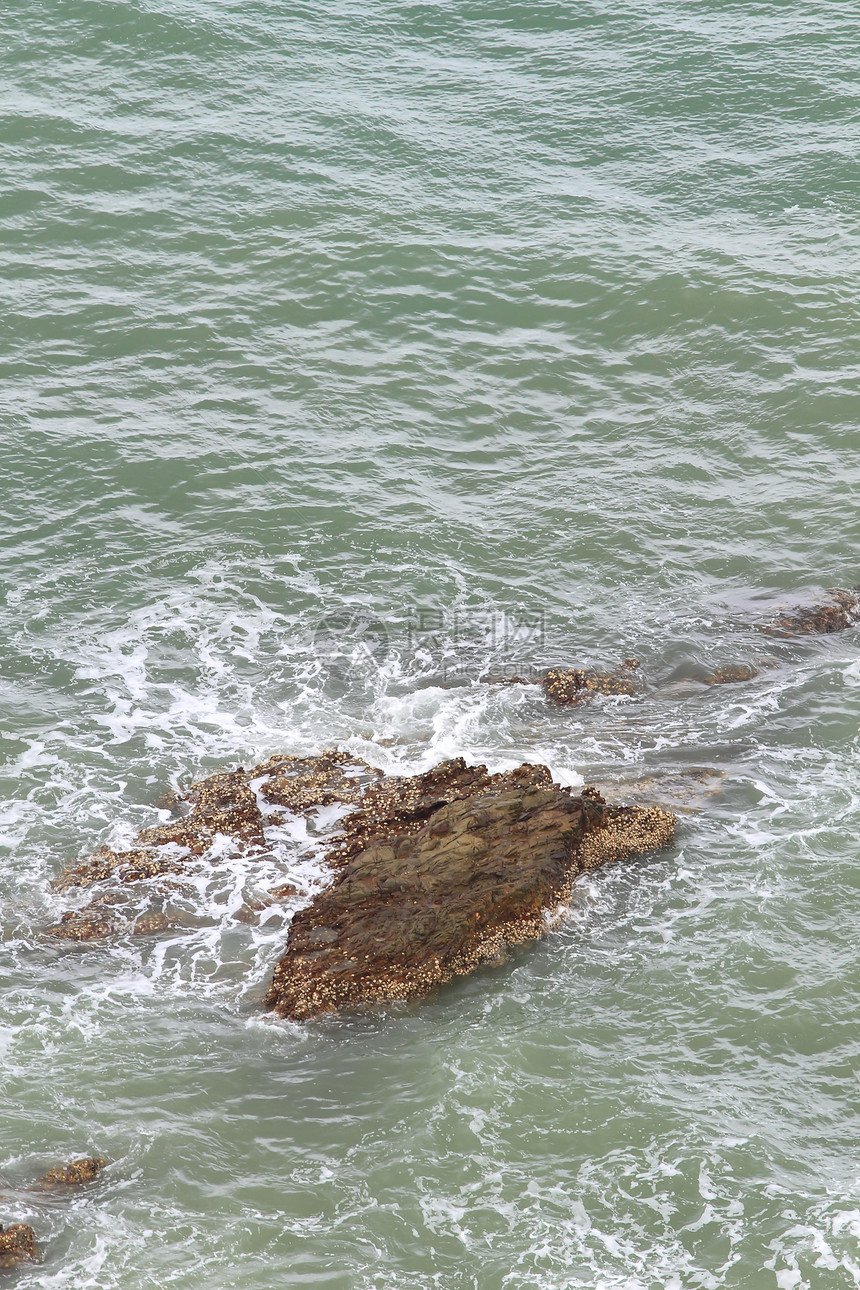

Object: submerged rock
[251,750,382,811]
[702,663,759,685]
[264,758,675,1021]
[594,768,725,812]
[43,882,189,942]
[233,882,301,926]
[0,1224,39,1270]
[759,588,860,637]
[52,751,377,894]
[542,659,641,706]
[32,1158,104,1191]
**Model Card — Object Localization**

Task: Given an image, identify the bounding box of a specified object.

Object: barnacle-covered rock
[52,754,380,895]
[137,769,265,853]
[0,1224,39,1269]
[32,1157,104,1191]
[702,663,759,685]
[250,750,382,812]
[52,847,189,893]
[43,905,120,942]
[542,658,641,706]
[43,898,184,942]
[53,770,267,893]
[264,761,675,1021]
[759,588,860,637]
[326,757,552,869]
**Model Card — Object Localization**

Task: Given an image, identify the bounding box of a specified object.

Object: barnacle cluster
[32,1157,105,1191]
[0,1224,39,1269]
[542,658,641,706]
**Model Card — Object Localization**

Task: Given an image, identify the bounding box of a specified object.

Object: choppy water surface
[2,1,860,1285]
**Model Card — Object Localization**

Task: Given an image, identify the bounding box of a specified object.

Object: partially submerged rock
[32,1157,104,1191]
[542,659,641,706]
[52,751,377,894]
[264,758,675,1021]
[233,882,301,926]
[48,752,675,1017]
[702,663,759,685]
[0,1224,39,1270]
[251,751,382,811]
[44,885,188,943]
[759,588,860,637]
[594,768,725,812]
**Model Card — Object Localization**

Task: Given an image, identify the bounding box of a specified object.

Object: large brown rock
[264,759,675,1021]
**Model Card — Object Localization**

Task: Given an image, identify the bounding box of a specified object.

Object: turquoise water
[2,1,860,1285]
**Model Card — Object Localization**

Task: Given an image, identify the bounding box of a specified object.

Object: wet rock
[542,659,641,706]
[593,768,725,812]
[326,757,554,868]
[138,769,265,853]
[759,588,860,637]
[53,753,383,895]
[43,905,120,942]
[32,1158,104,1191]
[132,911,175,936]
[233,882,301,925]
[702,663,759,685]
[250,750,382,812]
[0,1224,39,1270]
[53,772,267,893]
[264,760,675,1021]
[44,895,185,942]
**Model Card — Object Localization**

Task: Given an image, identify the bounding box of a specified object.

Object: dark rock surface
[0,1224,39,1270]
[264,758,675,1021]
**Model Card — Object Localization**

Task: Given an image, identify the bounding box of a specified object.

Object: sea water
[2,1,860,1285]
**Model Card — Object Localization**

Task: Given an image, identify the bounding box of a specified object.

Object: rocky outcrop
[0,1224,39,1270]
[542,659,641,706]
[759,588,860,637]
[32,1158,104,1191]
[264,758,675,1021]
[47,752,674,1019]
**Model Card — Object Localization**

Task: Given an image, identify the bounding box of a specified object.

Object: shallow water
[2,1,860,1285]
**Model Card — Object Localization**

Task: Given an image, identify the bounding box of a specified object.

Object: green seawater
[2,1,860,1286]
